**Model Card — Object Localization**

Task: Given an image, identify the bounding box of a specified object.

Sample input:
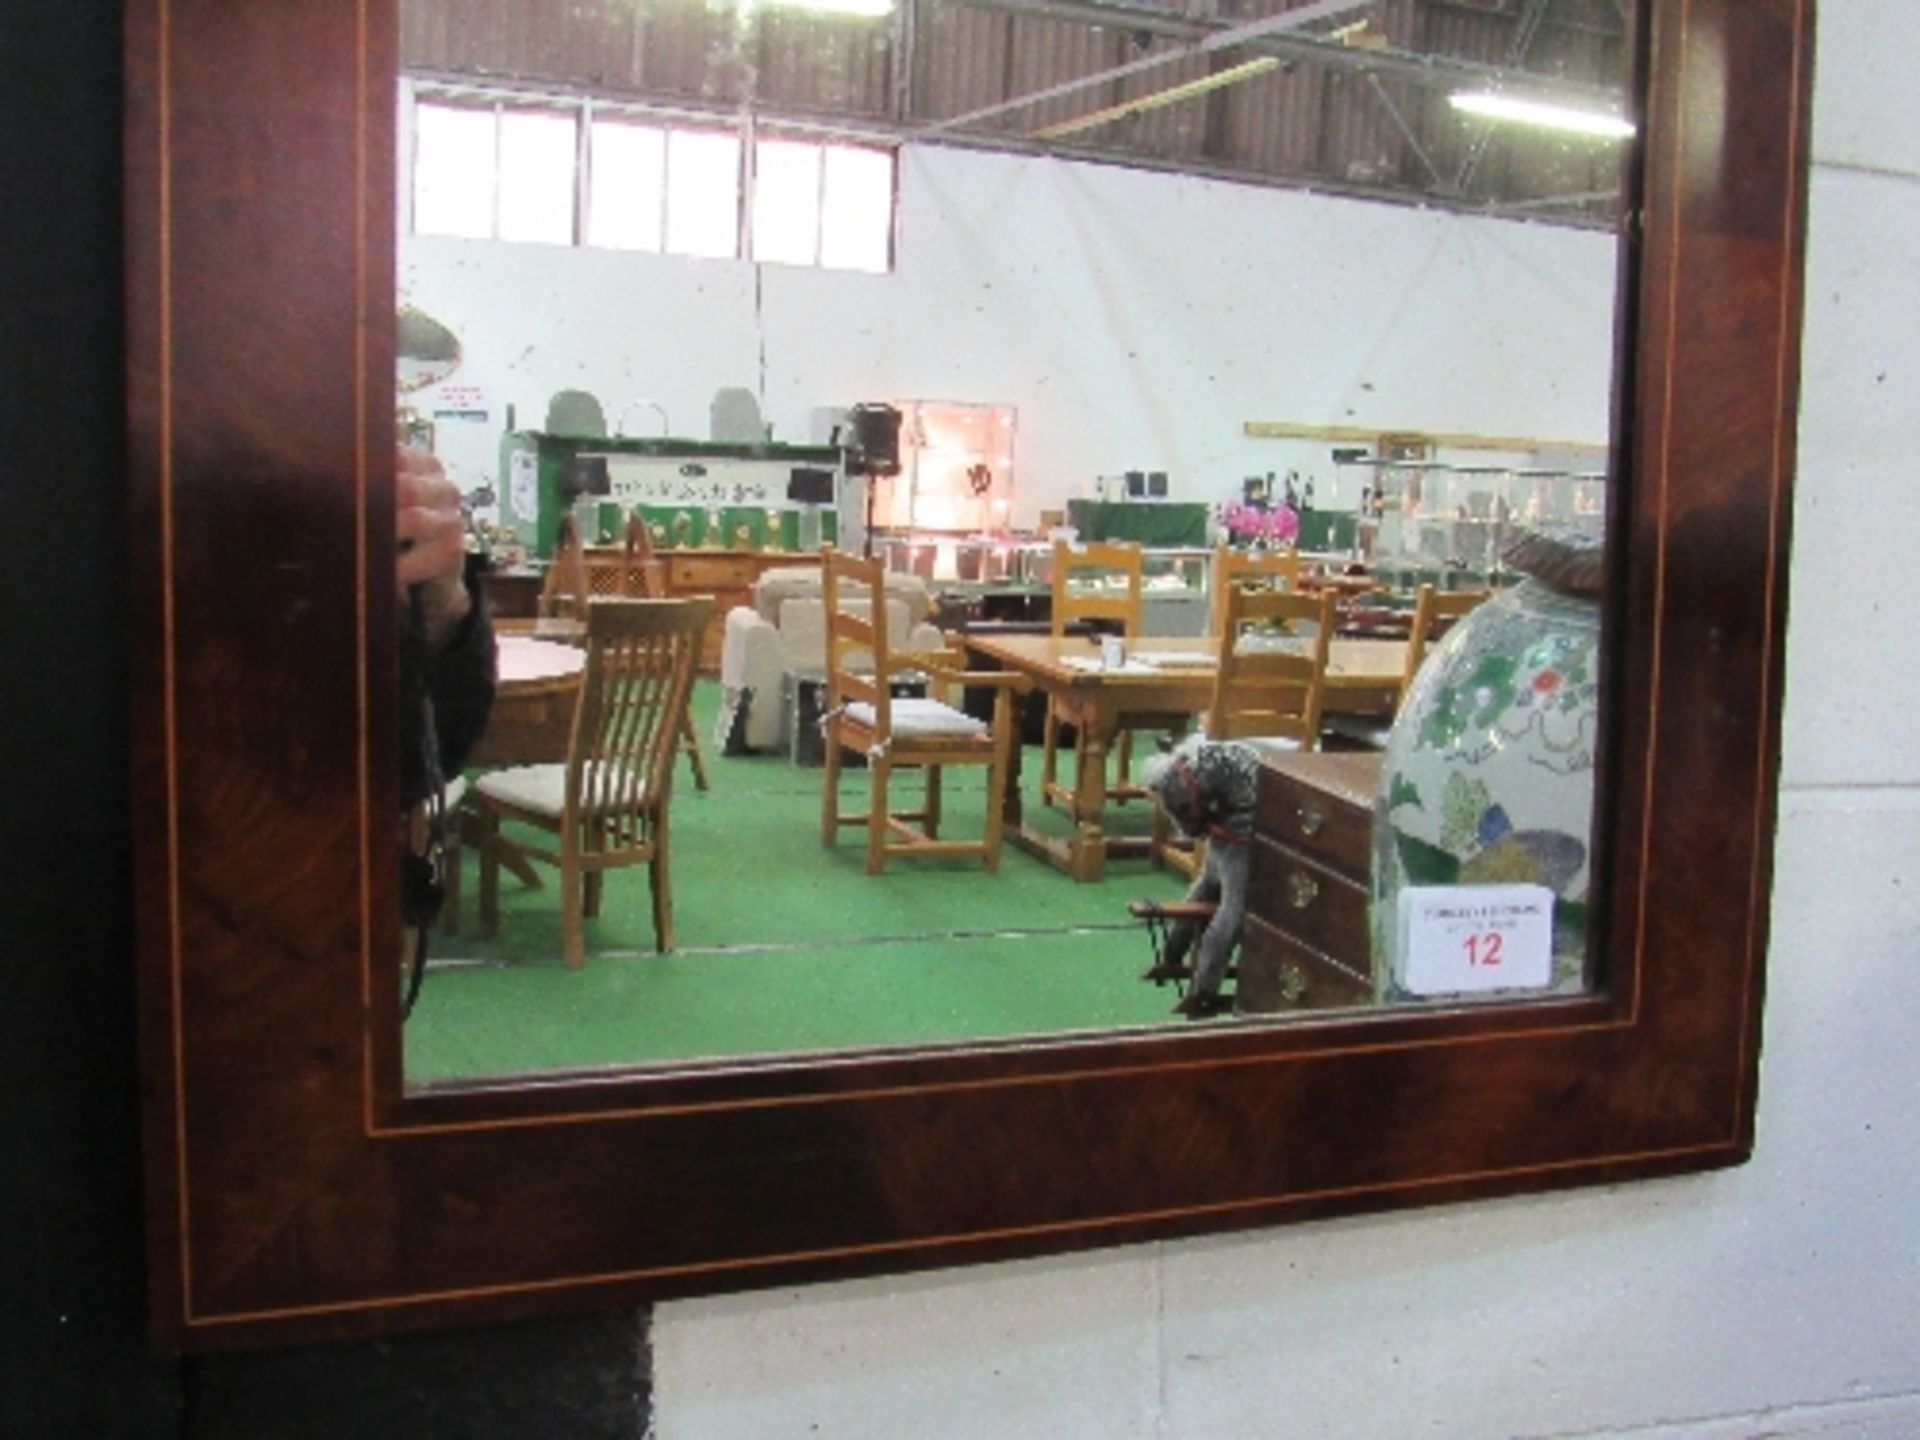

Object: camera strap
[400,591,449,1021]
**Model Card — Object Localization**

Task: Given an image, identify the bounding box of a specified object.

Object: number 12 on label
[1463,929,1504,969]
[1395,883,1553,996]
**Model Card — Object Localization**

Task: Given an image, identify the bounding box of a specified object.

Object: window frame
[126,0,1808,1351]
[408,81,898,272]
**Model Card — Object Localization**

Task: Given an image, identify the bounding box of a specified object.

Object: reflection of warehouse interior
[394,0,1629,1076]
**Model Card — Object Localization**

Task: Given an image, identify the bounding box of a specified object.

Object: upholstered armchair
[717,566,942,753]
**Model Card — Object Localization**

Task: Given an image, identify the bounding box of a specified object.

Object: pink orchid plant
[1221,500,1300,547]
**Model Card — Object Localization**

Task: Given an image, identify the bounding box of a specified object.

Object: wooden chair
[601,516,708,788]
[820,547,1018,874]
[1207,544,1301,639]
[1048,538,1143,637]
[537,513,592,621]
[1321,583,1492,752]
[1399,583,1492,700]
[1151,583,1335,876]
[1208,583,1336,746]
[583,515,667,604]
[544,515,710,790]
[473,596,711,967]
[1041,539,1149,807]
[543,517,667,612]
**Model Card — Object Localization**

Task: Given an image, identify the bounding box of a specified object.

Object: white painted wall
[650,7,1920,1438]
[400,144,1615,524]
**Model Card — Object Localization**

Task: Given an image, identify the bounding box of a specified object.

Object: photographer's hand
[396,445,472,648]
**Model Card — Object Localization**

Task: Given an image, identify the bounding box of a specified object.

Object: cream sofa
[747,564,935,626]
[717,568,944,754]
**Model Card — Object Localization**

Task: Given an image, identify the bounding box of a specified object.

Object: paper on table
[1140,650,1214,668]
[1061,656,1165,675]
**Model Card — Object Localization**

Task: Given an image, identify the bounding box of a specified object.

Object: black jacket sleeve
[400,558,498,806]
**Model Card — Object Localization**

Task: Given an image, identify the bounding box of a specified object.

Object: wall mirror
[127,0,1809,1350]
[393,0,1629,1084]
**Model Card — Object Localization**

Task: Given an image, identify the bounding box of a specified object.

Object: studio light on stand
[558,453,613,541]
[840,402,902,560]
[786,467,836,553]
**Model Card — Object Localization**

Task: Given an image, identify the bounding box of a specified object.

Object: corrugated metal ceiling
[402,0,1633,225]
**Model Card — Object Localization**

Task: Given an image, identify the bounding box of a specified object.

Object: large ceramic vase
[1371,525,1603,1003]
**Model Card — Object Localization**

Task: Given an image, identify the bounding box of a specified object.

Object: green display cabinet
[1065,499,1211,546]
[1296,508,1360,553]
[498,431,845,558]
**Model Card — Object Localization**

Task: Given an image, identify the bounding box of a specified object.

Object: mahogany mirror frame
[125,0,1811,1351]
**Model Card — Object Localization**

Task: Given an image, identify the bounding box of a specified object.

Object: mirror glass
[395,0,1631,1084]
[397,303,463,393]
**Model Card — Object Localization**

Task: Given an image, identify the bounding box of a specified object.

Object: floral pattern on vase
[1371,526,1602,1003]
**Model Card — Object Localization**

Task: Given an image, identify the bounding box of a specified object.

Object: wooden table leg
[998,705,1026,832]
[1063,707,1115,882]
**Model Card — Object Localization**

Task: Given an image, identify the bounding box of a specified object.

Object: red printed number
[1464,931,1504,968]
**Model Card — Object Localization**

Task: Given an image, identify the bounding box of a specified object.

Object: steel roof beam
[935,0,1623,109]
[915,0,1378,135]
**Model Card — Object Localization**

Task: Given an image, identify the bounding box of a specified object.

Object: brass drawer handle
[1296,803,1326,838]
[1279,961,1309,1002]
[1286,871,1319,910]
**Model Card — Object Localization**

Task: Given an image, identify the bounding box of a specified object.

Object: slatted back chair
[1149,582,1334,876]
[1207,544,1301,638]
[820,546,1016,874]
[1399,583,1493,701]
[1043,539,1150,803]
[581,515,666,603]
[1048,538,1143,638]
[474,597,711,967]
[537,513,592,622]
[581,514,709,789]
[1208,583,1335,747]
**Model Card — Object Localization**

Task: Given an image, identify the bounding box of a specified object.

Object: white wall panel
[1806,0,1920,179]
[400,145,1617,524]
[656,800,1920,1440]
[654,9,1920,1438]
[1779,166,1920,788]
[654,1251,1162,1439]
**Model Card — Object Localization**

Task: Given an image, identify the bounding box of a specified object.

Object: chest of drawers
[1238,750,1381,1014]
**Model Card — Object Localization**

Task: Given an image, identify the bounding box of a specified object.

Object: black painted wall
[0,8,652,1435]
[1,6,175,1434]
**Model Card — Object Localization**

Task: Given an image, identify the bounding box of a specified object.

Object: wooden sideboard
[1239,749,1381,1013]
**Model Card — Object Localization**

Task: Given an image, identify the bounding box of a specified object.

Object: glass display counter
[877,536,1218,636]
[1339,456,1606,585]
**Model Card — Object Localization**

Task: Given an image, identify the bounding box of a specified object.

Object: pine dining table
[464,631,587,769]
[961,631,1406,882]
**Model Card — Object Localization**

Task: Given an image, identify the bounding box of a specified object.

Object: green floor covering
[406,681,1191,1081]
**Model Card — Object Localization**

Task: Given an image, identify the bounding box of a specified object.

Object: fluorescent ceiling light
[1450,91,1635,139]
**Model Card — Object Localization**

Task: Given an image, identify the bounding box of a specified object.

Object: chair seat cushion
[845,697,988,738]
[476,764,651,818]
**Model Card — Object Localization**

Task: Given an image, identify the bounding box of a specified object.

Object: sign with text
[1394,884,1554,996]
[603,454,834,511]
